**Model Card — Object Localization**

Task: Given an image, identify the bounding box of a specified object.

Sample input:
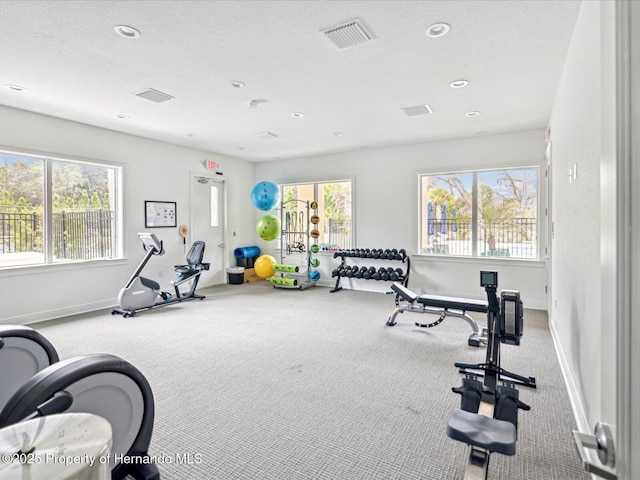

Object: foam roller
[233,246,261,258]
[273,264,299,273]
[270,277,298,286]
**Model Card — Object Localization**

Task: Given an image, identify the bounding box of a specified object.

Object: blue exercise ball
[251,181,280,211]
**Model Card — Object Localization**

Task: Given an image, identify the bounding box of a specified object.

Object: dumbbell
[379,267,390,281]
[360,248,370,257]
[363,266,376,279]
[389,267,403,281]
[396,248,407,261]
[331,265,343,277]
[355,266,367,278]
[347,266,358,277]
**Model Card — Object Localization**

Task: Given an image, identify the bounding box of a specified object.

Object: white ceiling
[0,0,581,162]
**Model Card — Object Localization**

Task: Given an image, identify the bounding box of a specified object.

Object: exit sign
[205,160,217,170]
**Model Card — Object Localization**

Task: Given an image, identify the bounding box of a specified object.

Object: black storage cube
[236,256,256,268]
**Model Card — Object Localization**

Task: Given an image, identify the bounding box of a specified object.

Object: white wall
[0,106,256,323]
[254,129,548,308]
[547,0,616,434]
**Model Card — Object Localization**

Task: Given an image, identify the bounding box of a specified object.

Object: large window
[281,180,353,249]
[0,150,121,268]
[419,167,538,259]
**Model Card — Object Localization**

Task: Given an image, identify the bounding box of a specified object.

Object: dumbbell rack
[329,248,410,294]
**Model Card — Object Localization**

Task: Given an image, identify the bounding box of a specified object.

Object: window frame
[0,146,124,269]
[278,177,355,250]
[418,165,541,261]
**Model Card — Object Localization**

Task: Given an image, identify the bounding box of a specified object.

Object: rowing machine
[446,271,534,479]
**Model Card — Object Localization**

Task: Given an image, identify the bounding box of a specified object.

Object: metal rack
[330,248,410,293]
[272,199,316,290]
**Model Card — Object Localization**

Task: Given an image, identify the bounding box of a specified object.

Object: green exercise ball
[256,214,280,241]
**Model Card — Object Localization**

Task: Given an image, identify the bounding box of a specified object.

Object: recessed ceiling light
[465,111,481,117]
[114,25,141,39]
[117,114,129,119]
[254,132,278,139]
[449,80,469,89]
[477,131,489,135]
[229,81,245,88]
[291,112,305,118]
[332,132,344,137]
[188,133,198,138]
[6,84,26,92]
[426,22,450,38]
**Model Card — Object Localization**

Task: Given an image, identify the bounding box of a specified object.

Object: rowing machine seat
[446,408,517,456]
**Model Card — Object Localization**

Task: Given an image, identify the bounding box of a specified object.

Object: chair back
[187,241,205,266]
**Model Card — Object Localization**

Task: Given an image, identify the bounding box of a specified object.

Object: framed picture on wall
[145,201,177,228]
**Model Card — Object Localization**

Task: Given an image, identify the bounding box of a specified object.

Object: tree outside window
[420,168,538,259]
[0,151,121,267]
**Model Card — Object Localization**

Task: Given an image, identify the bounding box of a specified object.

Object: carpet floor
[34,282,589,480]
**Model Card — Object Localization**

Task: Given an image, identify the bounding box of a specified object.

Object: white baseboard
[549,314,590,432]
[1,300,116,326]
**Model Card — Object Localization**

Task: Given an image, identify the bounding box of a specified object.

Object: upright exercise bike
[112,232,210,317]
[446,271,536,480]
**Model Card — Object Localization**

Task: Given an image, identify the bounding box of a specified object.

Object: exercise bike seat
[175,241,210,276]
[446,408,516,456]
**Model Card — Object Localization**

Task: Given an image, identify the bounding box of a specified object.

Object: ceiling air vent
[402,104,433,116]
[134,88,174,103]
[322,18,375,50]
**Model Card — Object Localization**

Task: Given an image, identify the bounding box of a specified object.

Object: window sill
[0,258,128,277]
[412,254,546,268]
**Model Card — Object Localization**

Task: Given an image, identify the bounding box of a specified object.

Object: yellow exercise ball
[254,254,277,279]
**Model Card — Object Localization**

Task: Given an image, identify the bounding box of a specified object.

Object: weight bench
[387,282,489,347]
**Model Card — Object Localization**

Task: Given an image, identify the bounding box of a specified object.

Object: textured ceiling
[0,0,581,162]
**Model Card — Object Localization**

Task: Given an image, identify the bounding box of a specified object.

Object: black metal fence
[423,217,537,259]
[0,212,39,253]
[0,209,114,260]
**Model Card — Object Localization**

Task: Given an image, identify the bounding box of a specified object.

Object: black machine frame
[446,271,535,480]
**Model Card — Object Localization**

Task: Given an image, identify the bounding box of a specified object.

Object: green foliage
[323,182,351,220]
[1,154,114,257]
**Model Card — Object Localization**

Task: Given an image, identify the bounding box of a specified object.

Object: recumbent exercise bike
[0,325,160,480]
[113,232,210,318]
[446,271,536,480]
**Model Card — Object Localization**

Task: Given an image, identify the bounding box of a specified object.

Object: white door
[190,173,226,287]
